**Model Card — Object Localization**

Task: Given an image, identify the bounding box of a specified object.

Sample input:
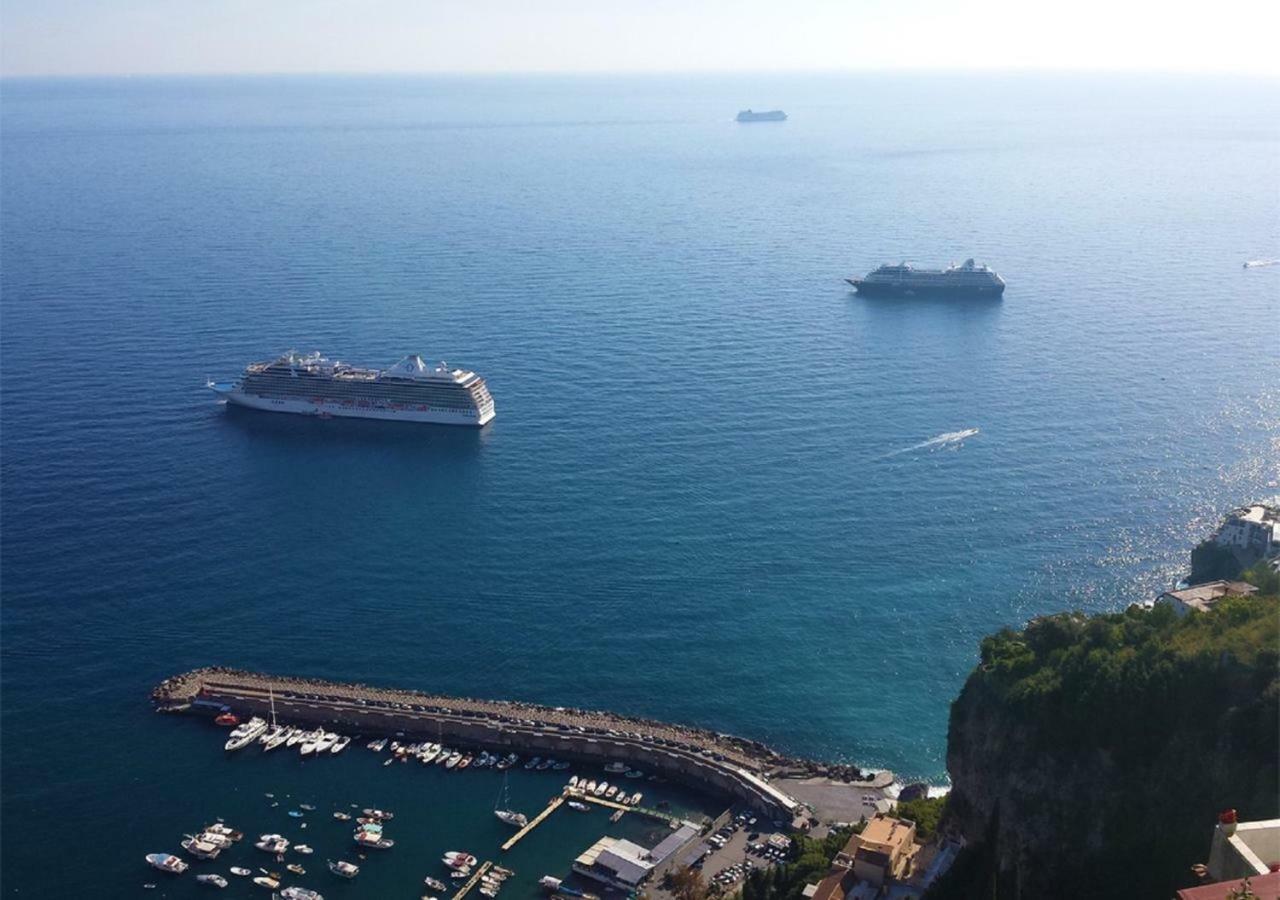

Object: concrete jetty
[153,667,806,816]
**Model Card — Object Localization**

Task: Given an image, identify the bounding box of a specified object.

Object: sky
[2,0,1278,78]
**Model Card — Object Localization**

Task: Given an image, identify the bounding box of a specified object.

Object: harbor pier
[154,667,806,817]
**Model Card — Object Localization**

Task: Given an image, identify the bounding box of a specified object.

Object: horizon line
[4,65,1279,82]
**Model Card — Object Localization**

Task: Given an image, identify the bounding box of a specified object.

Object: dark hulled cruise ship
[846,259,1005,297]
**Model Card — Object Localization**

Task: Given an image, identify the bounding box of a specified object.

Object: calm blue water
[2,73,1278,895]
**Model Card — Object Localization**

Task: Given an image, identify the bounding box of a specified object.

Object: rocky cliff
[933,594,1278,899]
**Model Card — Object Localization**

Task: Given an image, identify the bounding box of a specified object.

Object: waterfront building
[1212,504,1280,557]
[572,837,655,890]
[843,815,918,887]
[1157,581,1258,617]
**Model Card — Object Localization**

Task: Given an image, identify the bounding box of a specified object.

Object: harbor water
[2,72,1278,895]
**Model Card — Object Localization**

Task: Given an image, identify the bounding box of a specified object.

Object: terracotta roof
[1177,872,1280,900]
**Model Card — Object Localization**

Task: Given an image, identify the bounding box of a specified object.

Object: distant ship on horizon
[736,109,786,122]
[846,259,1006,297]
[208,351,495,426]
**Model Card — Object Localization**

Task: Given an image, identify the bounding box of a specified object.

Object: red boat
[215,712,239,727]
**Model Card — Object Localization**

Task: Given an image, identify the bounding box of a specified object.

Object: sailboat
[493,771,528,827]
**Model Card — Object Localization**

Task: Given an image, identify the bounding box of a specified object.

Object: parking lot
[666,808,793,895]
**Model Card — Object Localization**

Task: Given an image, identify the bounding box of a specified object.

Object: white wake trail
[880,427,980,458]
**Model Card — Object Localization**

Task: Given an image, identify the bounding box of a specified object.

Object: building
[572,824,699,892]
[1208,814,1280,881]
[573,836,655,891]
[1158,581,1258,617]
[832,814,918,888]
[1213,504,1280,557]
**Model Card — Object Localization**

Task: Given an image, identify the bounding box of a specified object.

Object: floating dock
[153,667,803,816]
[451,860,493,900]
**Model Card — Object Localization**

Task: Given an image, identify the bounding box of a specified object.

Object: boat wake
[1243,259,1279,269]
[879,428,980,458]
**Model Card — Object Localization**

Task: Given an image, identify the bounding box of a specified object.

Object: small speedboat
[568,776,579,788]
[553,761,571,771]
[145,853,188,875]
[568,800,589,812]
[196,873,229,888]
[329,859,360,879]
[604,786,618,799]
[215,712,239,726]
[458,754,473,769]
[524,757,541,770]
[287,863,306,875]
[424,877,448,891]
[295,844,314,855]
[230,867,252,877]
[252,875,281,890]
[333,812,351,821]
[625,769,644,778]
[362,808,394,821]
[451,869,472,880]
[629,792,642,806]
[536,758,553,770]
[445,752,462,769]
[603,762,628,774]
[593,782,608,797]
[495,809,529,828]
[444,852,478,868]
[331,735,351,754]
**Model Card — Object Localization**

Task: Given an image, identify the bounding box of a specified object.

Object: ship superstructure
[846,258,1005,296]
[208,351,495,426]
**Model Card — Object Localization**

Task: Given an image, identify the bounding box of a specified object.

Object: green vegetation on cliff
[935,592,1279,900]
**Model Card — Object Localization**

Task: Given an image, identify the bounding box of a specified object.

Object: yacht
[353,832,394,850]
[494,772,528,827]
[224,717,268,751]
[181,836,221,860]
[280,888,324,900]
[329,860,360,879]
[145,853,189,875]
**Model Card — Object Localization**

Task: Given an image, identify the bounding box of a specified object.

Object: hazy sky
[3,0,1278,78]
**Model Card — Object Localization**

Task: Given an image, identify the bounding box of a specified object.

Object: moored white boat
[196,873,229,888]
[145,853,188,874]
[224,717,268,752]
[329,859,360,879]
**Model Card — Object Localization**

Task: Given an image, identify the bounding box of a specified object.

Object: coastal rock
[937,596,1279,899]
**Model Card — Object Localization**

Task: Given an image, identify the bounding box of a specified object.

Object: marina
[152,667,854,817]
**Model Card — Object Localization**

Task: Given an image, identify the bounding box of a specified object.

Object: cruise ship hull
[216,387,493,427]
[846,279,1004,298]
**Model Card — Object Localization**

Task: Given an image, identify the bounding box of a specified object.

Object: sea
[2,72,1278,896]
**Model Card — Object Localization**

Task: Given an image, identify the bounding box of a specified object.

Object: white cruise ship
[209,351,495,427]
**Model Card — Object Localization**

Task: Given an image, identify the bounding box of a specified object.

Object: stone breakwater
[153,667,874,815]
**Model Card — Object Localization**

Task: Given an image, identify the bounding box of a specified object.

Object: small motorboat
[567,801,589,812]
[196,873,229,888]
[333,812,352,821]
[329,859,360,879]
[287,863,306,875]
[361,808,394,820]
[536,758,553,770]
[145,853,189,875]
[288,810,305,818]
[230,867,252,876]
[295,844,314,855]
[331,735,352,754]
[568,776,579,788]
[629,793,642,806]
[299,804,316,811]
[444,852,478,868]
[610,809,625,823]
[424,877,448,891]
[451,869,472,880]
[495,809,528,827]
[523,757,541,770]
[552,761,571,771]
[252,875,281,890]
[593,782,608,797]
[584,780,597,794]
[625,770,644,779]
[604,786,617,799]
[603,762,627,774]
[214,712,239,726]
